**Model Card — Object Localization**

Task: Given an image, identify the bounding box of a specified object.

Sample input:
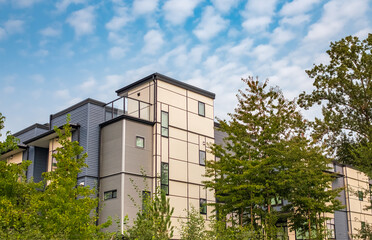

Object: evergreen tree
[205,77,342,239]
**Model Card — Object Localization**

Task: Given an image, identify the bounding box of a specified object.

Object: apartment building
[1,73,371,239]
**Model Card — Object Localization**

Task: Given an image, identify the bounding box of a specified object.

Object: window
[161,111,169,137]
[142,191,150,211]
[104,190,117,200]
[161,162,169,195]
[200,198,207,214]
[270,197,283,206]
[326,219,335,239]
[199,150,206,166]
[136,136,144,148]
[198,102,205,117]
[362,221,366,229]
[358,190,364,201]
[51,150,58,171]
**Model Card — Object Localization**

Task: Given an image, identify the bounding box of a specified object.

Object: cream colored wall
[47,136,69,172]
[125,81,155,121]
[6,152,23,164]
[156,80,215,239]
[344,166,372,235]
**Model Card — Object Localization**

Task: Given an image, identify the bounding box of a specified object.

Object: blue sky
[0,0,371,137]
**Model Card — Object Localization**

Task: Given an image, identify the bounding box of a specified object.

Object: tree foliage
[205,77,342,239]
[0,113,19,154]
[0,114,110,239]
[179,206,207,240]
[298,34,372,176]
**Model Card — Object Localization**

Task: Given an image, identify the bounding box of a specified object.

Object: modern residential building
[1,73,371,239]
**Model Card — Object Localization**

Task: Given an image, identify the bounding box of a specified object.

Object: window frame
[161,162,169,195]
[200,198,207,215]
[104,189,117,201]
[198,101,205,117]
[161,111,169,137]
[199,150,206,166]
[136,136,145,148]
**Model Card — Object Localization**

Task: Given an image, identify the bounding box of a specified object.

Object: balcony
[104,96,153,122]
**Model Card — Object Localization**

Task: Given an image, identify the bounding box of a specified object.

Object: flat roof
[51,98,106,119]
[0,144,27,160]
[24,124,79,148]
[13,123,49,137]
[115,73,216,99]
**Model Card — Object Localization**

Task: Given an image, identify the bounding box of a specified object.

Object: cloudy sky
[0,0,371,137]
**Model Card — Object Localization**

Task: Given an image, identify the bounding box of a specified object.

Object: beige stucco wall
[6,151,23,164]
[47,136,70,172]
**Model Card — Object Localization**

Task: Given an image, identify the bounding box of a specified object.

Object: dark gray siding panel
[334,210,349,239]
[333,176,347,209]
[17,127,49,144]
[214,129,227,146]
[85,103,105,177]
[27,146,35,181]
[33,147,48,183]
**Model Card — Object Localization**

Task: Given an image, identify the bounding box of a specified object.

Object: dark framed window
[198,102,205,116]
[142,191,150,211]
[326,219,335,239]
[358,191,364,201]
[136,136,144,148]
[104,189,117,200]
[161,162,169,195]
[362,221,366,229]
[200,198,207,214]
[161,111,169,137]
[199,150,206,166]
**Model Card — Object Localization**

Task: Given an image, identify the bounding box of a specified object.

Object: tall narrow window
[142,191,150,211]
[199,150,206,166]
[161,111,169,137]
[198,102,205,117]
[358,191,364,201]
[136,136,144,148]
[161,162,169,195]
[326,219,335,239]
[200,198,207,214]
[51,150,58,171]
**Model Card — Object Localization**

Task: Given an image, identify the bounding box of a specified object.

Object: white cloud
[4,19,24,34]
[40,26,61,37]
[79,77,96,90]
[133,0,158,15]
[108,46,126,59]
[142,29,164,54]
[211,0,240,13]
[280,0,321,16]
[3,86,15,94]
[304,0,370,42]
[31,74,45,83]
[66,6,95,37]
[252,44,276,62]
[270,27,295,45]
[280,14,310,26]
[163,0,201,25]
[241,0,277,33]
[55,89,70,99]
[11,0,42,8]
[228,38,253,57]
[108,32,128,46]
[0,27,5,40]
[106,16,130,31]
[55,0,85,13]
[193,6,229,41]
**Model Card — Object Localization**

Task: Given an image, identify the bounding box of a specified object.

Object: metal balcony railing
[104,96,153,122]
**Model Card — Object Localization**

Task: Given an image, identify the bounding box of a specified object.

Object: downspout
[153,74,158,192]
[96,124,102,226]
[344,166,352,239]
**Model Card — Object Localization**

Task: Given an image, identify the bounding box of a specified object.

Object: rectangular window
[136,136,144,148]
[200,198,207,214]
[104,189,117,200]
[161,162,169,195]
[326,219,335,239]
[142,191,150,211]
[362,221,366,229]
[198,102,205,117]
[358,190,364,201]
[161,111,169,137]
[199,150,206,166]
[270,197,283,206]
[51,150,58,171]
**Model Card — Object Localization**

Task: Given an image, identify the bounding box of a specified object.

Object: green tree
[205,77,342,239]
[0,113,19,154]
[298,34,372,177]
[36,115,110,239]
[123,188,174,240]
[179,206,207,240]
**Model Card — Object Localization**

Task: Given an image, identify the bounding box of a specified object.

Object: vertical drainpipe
[153,74,158,192]
[344,166,352,239]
